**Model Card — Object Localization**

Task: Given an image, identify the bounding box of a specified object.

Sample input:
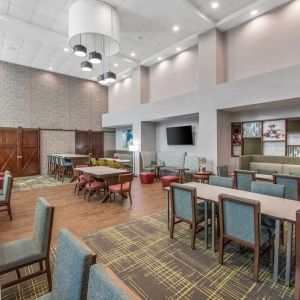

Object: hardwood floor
[0,178,166,245]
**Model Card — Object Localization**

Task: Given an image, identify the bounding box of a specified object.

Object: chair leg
[109,192,112,203]
[45,257,52,291]
[8,203,12,221]
[74,184,77,194]
[191,224,196,250]
[88,190,91,202]
[253,248,260,282]
[170,216,175,239]
[129,192,132,205]
[219,236,224,265]
[84,189,87,200]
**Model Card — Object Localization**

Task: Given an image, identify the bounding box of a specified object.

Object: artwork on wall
[263,141,285,156]
[232,146,241,156]
[232,133,242,146]
[263,120,286,141]
[243,122,262,138]
[122,129,133,149]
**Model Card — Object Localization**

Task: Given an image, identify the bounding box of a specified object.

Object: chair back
[251,181,285,198]
[32,197,54,257]
[82,172,93,184]
[2,173,13,203]
[234,170,255,192]
[170,183,196,223]
[119,173,134,190]
[217,165,229,177]
[98,159,106,166]
[52,229,96,300]
[274,174,300,201]
[90,157,98,166]
[209,176,234,189]
[87,264,136,300]
[219,193,260,247]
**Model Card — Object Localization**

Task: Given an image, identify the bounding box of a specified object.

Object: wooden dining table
[74,166,130,202]
[165,182,300,286]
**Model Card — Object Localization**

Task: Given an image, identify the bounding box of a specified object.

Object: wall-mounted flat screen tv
[166,125,193,145]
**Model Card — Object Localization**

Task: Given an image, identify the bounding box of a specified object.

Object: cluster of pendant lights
[69,0,120,85]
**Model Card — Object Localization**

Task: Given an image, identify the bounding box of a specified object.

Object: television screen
[166,126,193,145]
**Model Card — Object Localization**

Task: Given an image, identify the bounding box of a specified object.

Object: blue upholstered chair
[234,170,255,192]
[58,156,73,183]
[0,197,54,290]
[209,176,234,189]
[218,194,275,282]
[274,174,300,201]
[39,228,96,300]
[0,172,13,220]
[87,264,137,300]
[217,165,229,178]
[170,183,205,249]
[251,181,285,229]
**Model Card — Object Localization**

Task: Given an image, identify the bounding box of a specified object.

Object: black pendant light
[73,44,87,57]
[103,71,116,84]
[88,51,102,64]
[81,61,93,72]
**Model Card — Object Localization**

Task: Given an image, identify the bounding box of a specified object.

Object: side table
[193,171,212,183]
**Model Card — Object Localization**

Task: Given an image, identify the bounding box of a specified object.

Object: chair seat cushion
[86,181,105,190]
[0,238,43,272]
[109,183,130,193]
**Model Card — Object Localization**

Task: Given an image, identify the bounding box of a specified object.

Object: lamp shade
[81,61,93,71]
[88,51,102,64]
[73,44,87,56]
[69,0,120,56]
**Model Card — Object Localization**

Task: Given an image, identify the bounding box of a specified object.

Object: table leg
[285,222,293,286]
[166,190,170,230]
[183,170,188,183]
[204,201,208,249]
[212,202,215,252]
[273,219,280,282]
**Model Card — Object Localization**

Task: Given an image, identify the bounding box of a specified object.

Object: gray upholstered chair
[0,172,13,220]
[218,194,275,282]
[217,165,229,178]
[0,197,54,290]
[39,228,96,300]
[273,174,300,201]
[87,264,139,300]
[209,176,234,189]
[170,183,205,249]
[251,181,285,229]
[234,170,255,192]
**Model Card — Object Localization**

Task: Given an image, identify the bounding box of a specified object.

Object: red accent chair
[161,176,180,188]
[140,172,155,184]
[73,169,86,195]
[108,174,134,205]
[82,173,106,201]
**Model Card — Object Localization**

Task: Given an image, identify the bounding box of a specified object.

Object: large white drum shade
[69,0,120,56]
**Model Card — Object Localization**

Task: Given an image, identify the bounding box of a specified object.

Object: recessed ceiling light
[130,52,136,57]
[211,2,219,9]
[172,25,180,32]
[64,47,69,52]
[250,10,258,16]
[48,67,53,70]
[158,57,162,61]
[176,47,181,52]
[114,63,119,67]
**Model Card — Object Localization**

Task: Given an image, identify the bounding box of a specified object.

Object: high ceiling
[0,0,293,82]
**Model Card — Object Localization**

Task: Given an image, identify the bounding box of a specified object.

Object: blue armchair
[0,172,13,220]
[218,194,275,282]
[234,170,255,191]
[39,228,96,300]
[0,197,54,290]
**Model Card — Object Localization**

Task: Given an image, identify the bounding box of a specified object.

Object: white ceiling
[0,0,293,82]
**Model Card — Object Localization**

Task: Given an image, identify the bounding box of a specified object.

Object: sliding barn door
[0,128,18,175]
[19,128,40,176]
[75,131,90,155]
[90,131,104,158]
[75,130,104,158]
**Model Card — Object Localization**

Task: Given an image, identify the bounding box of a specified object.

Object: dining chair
[217,165,229,178]
[209,176,234,189]
[108,173,134,205]
[82,172,106,201]
[58,157,73,183]
[273,174,300,201]
[170,183,205,250]
[87,264,139,300]
[0,197,54,290]
[0,172,13,220]
[218,193,275,282]
[38,228,96,300]
[73,169,86,195]
[0,170,10,195]
[234,170,255,192]
[90,157,98,166]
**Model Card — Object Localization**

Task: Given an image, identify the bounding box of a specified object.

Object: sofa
[105,150,133,171]
[239,155,300,176]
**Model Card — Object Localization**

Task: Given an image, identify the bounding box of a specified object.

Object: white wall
[156,115,199,154]
[149,46,200,102]
[225,0,300,81]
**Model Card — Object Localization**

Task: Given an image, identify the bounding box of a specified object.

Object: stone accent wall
[0,61,108,175]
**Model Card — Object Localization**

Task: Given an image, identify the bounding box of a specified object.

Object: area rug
[13,175,67,192]
[0,212,295,299]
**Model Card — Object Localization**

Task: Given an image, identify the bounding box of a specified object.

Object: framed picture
[122,129,133,149]
[243,122,262,137]
[263,120,286,141]
[232,133,242,146]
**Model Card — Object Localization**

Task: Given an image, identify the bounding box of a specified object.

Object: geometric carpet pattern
[0,212,295,299]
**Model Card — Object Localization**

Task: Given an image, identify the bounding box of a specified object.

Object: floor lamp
[129,144,139,176]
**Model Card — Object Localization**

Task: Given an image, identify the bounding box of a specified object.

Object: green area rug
[0,212,295,299]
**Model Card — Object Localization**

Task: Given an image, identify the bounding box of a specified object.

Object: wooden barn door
[0,127,40,176]
[90,131,104,158]
[75,130,104,158]
[0,128,18,175]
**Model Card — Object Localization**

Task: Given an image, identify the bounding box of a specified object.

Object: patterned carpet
[13,175,67,192]
[0,212,295,299]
